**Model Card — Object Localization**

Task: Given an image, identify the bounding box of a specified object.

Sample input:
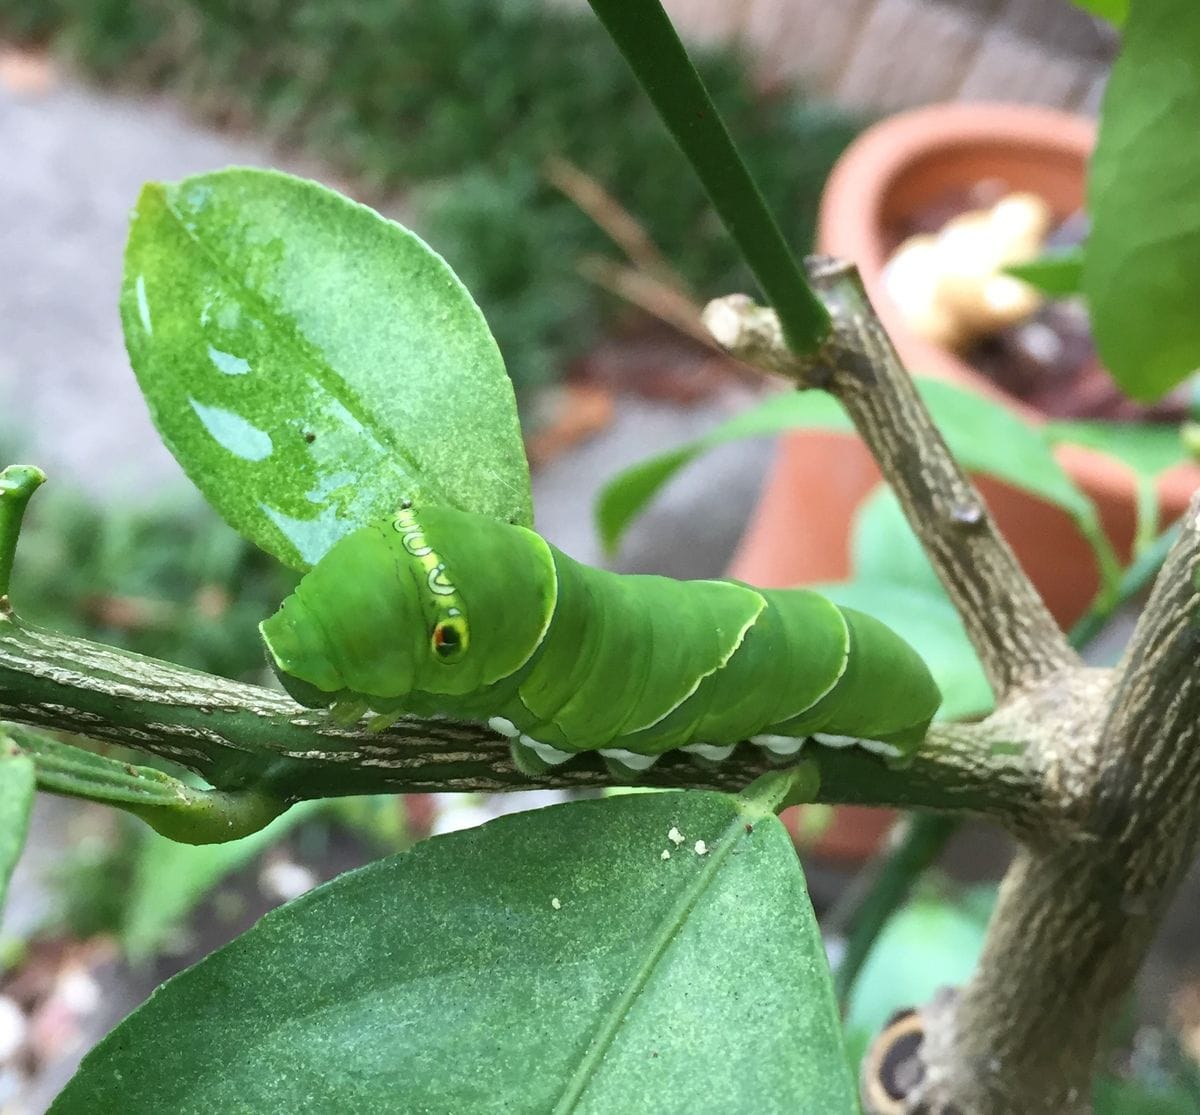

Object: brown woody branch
[916,493,1200,1113]
[0,616,1038,821]
[703,259,1078,700]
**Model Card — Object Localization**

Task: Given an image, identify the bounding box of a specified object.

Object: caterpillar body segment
[261,505,941,777]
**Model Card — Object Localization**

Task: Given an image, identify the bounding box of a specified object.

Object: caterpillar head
[260,505,556,708]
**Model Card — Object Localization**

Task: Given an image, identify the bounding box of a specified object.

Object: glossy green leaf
[55,792,856,1114]
[1004,245,1085,297]
[598,378,1114,592]
[123,168,531,570]
[0,733,35,915]
[1070,0,1127,26]
[122,799,322,962]
[1046,420,1192,550]
[596,390,848,554]
[1086,0,1200,401]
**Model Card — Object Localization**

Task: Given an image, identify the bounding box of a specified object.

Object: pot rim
[817,101,1198,512]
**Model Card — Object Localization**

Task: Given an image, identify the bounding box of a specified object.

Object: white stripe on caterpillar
[599,748,659,771]
[812,733,903,760]
[519,735,573,766]
[750,734,806,756]
[681,743,736,761]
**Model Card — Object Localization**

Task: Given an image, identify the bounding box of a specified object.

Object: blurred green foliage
[0,437,423,956]
[0,0,862,398]
[3,472,297,682]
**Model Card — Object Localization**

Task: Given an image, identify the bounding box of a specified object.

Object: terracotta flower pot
[732,103,1199,862]
[732,101,1198,619]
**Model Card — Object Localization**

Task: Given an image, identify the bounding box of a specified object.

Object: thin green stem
[736,762,821,821]
[584,0,831,354]
[827,813,959,1005]
[0,465,46,607]
[1068,521,1183,649]
[5,722,286,844]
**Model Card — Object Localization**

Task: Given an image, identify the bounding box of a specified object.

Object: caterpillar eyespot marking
[260,505,940,778]
[432,618,467,661]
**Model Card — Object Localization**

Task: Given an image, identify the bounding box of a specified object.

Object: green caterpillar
[260,505,940,777]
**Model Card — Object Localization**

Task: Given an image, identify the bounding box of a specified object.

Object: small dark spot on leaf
[744,823,753,834]
[303,431,316,444]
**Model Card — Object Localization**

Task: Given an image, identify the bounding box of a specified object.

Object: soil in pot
[886,180,1197,427]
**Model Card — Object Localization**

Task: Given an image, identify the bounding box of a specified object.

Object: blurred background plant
[0,430,422,1035]
[0,433,296,681]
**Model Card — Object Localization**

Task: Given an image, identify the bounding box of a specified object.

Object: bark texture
[917,495,1200,1113]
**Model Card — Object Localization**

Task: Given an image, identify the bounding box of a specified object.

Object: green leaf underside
[599,378,1107,573]
[122,169,531,571]
[54,793,856,1114]
[7,726,195,809]
[1004,245,1085,298]
[1085,0,1200,401]
[0,735,35,915]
